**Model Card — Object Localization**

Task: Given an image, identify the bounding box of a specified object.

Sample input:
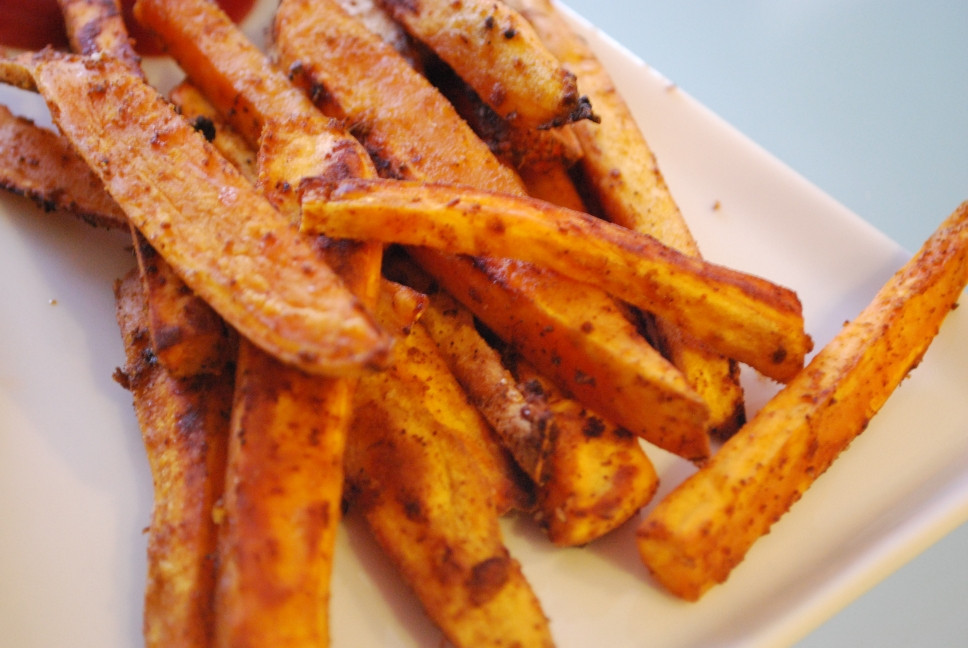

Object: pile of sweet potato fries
[1,0,966,646]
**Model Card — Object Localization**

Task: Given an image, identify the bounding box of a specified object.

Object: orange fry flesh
[637,201,968,601]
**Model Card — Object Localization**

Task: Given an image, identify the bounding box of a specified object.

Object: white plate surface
[1,2,966,647]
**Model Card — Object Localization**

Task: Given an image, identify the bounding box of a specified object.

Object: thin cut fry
[637,201,968,601]
[114,268,233,648]
[377,0,591,129]
[302,177,812,382]
[5,50,390,376]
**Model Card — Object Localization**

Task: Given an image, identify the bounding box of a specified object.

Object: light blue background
[559,1,968,646]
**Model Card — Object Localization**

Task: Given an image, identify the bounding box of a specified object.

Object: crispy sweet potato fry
[273,2,712,460]
[114,268,233,648]
[5,50,389,376]
[637,202,968,601]
[214,340,356,648]
[346,285,552,648]
[302,177,812,383]
[274,0,523,191]
[506,0,747,437]
[509,358,658,548]
[58,0,143,74]
[209,106,385,647]
[132,230,234,377]
[0,103,127,229]
[377,0,590,129]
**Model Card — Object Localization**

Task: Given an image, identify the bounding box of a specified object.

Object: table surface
[559,1,968,646]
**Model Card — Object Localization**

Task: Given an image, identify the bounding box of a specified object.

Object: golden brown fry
[509,359,658,548]
[637,202,968,601]
[132,230,234,377]
[275,0,522,191]
[168,80,258,183]
[377,0,590,129]
[0,103,127,229]
[273,4,711,460]
[346,287,553,648]
[506,0,747,437]
[302,177,812,383]
[214,340,354,648]
[114,268,233,648]
[8,50,389,376]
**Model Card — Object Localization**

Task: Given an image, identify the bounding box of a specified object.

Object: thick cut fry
[506,0,746,437]
[377,0,590,129]
[132,230,234,377]
[114,269,233,648]
[510,359,658,548]
[0,103,127,229]
[214,340,355,648]
[274,0,522,192]
[637,202,968,601]
[273,5,711,460]
[6,51,389,376]
[346,290,552,648]
[302,177,812,382]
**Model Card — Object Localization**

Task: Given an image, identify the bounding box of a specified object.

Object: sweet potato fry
[274,0,522,192]
[114,268,233,648]
[5,50,389,376]
[376,0,591,129]
[132,230,234,377]
[506,0,747,437]
[637,201,968,601]
[346,285,552,648]
[0,103,127,229]
[214,339,357,648]
[509,358,658,548]
[273,3,712,460]
[302,177,812,383]
[58,0,143,75]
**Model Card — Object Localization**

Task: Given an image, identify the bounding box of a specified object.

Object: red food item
[0,0,255,53]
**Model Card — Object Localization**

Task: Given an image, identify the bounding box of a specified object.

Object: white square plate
[1,2,966,647]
